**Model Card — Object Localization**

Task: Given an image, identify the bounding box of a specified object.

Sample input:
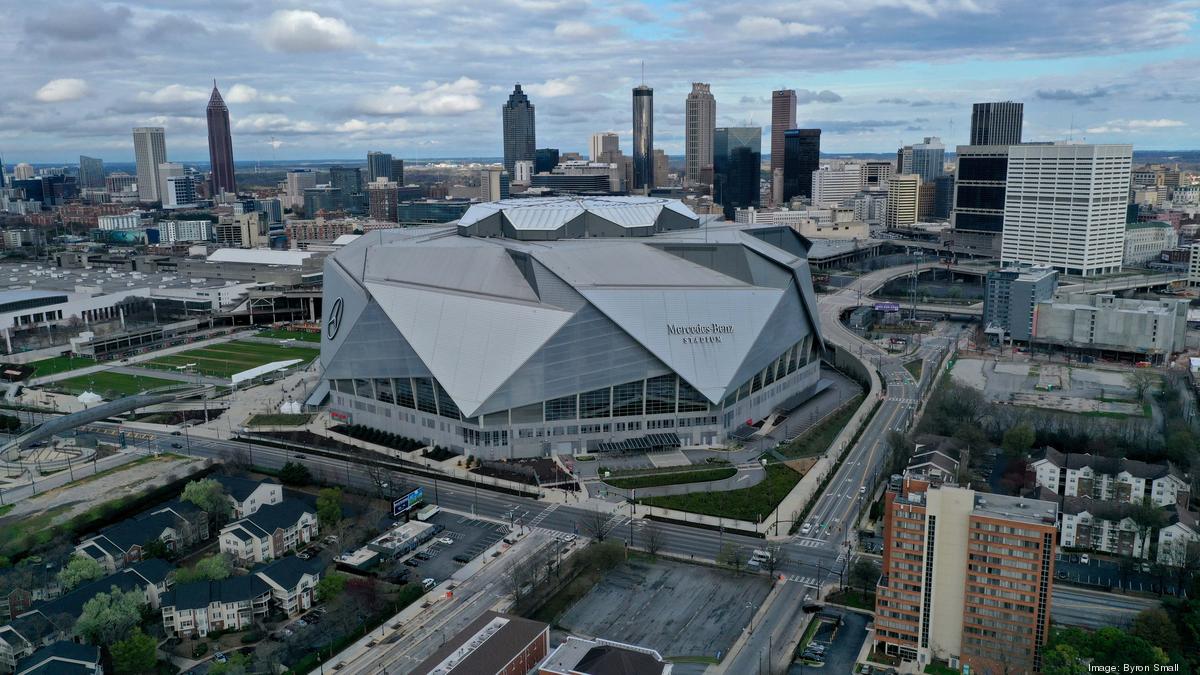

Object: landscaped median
[603,465,737,490]
[637,463,801,524]
[778,394,866,459]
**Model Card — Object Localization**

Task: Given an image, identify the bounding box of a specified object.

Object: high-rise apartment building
[589,133,619,162]
[983,265,1058,340]
[1001,143,1133,276]
[206,83,237,196]
[329,166,363,200]
[970,102,1023,146]
[13,163,35,181]
[770,90,797,179]
[502,84,536,178]
[713,127,761,219]
[164,173,200,208]
[480,167,510,201]
[632,85,654,193]
[884,174,921,229]
[782,129,820,202]
[368,179,399,222]
[132,127,167,202]
[685,83,715,187]
[811,165,864,206]
[157,163,184,207]
[367,151,393,183]
[512,160,533,184]
[875,477,1057,673]
[78,156,104,189]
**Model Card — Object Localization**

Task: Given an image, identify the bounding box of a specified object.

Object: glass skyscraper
[783,129,820,202]
[632,85,654,192]
[79,155,104,189]
[206,84,237,196]
[367,151,393,183]
[970,101,1023,146]
[713,127,761,219]
[502,85,536,178]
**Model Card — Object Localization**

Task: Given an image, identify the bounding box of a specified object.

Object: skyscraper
[782,129,820,202]
[950,145,1011,257]
[157,162,184,206]
[771,90,797,178]
[206,83,237,196]
[132,127,167,202]
[910,137,946,182]
[391,158,405,184]
[534,148,560,174]
[0,155,5,188]
[632,85,654,193]
[713,127,761,219]
[367,151,393,182]
[884,174,921,229]
[970,101,1023,146]
[502,84,536,178]
[589,133,619,161]
[368,179,399,222]
[78,155,104,189]
[1001,143,1132,276]
[685,83,715,187]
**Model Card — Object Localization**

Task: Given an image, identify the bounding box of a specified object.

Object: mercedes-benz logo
[326,297,344,339]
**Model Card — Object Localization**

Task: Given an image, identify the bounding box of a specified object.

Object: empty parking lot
[400,511,508,582]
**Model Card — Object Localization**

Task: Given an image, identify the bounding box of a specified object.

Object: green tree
[1132,608,1179,652]
[141,539,170,560]
[75,586,145,645]
[316,487,343,531]
[848,558,881,593]
[208,652,250,675]
[1001,423,1035,456]
[173,554,232,584]
[181,478,232,523]
[1041,642,1085,675]
[111,628,157,675]
[56,554,105,591]
[316,573,347,603]
[279,461,312,486]
[1164,430,1197,467]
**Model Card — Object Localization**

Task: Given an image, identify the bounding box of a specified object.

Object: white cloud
[225,84,294,104]
[735,16,822,40]
[553,20,599,39]
[1126,118,1185,129]
[1087,118,1187,133]
[233,114,318,133]
[354,77,483,116]
[136,84,208,104]
[525,76,581,98]
[334,118,413,134]
[34,78,89,103]
[262,10,357,53]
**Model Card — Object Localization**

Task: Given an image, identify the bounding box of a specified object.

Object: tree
[111,628,157,675]
[580,507,613,542]
[717,544,744,575]
[1131,497,1166,559]
[56,554,104,591]
[174,554,231,584]
[1001,423,1035,456]
[1132,608,1179,651]
[1127,370,1159,401]
[643,521,664,557]
[208,652,250,675]
[141,539,170,560]
[848,558,881,593]
[764,546,787,578]
[181,478,232,525]
[316,487,343,531]
[75,586,145,645]
[316,573,347,603]
[279,461,311,486]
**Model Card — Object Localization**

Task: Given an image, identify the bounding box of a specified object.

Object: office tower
[862,161,893,189]
[0,155,5,188]
[106,172,137,194]
[78,156,104,189]
[897,145,914,175]
[884,174,921,229]
[970,101,1023,146]
[368,179,399,222]
[770,90,797,179]
[513,160,533,184]
[286,169,317,210]
[632,85,654,192]
[328,166,362,200]
[782,129,820,202]
[652,149,670,188]
[589,133,619,161]
[950,145,1010,256]
[206,83,237,196]
[713,127,761,219]
[255,197,283,224]
[157,162,184,206]
[502,84,536,177]
[391,159,405,184]
[811,165,864,206]
[480,167,510,201]
[933,174,954,220]
[14,163,35,181]
[910,137,945,183]
[132,127,167,202]
[367,151,393,182]
[685,83,716,186]
[1001,143,1133,276]
[164,172,199,208]
[534,148,559,174]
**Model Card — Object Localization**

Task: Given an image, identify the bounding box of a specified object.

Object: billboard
[392,486,424,516]
[873,302,901,313]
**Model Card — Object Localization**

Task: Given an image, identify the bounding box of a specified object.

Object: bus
[415,504,441,521]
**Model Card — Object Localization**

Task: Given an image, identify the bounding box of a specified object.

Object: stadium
[318,196,826,459]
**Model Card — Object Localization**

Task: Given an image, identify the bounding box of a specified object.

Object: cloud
[878,97,944,107]
[1087,118,1186,134]
[795,89,842,104]
[136,84,209,105]
[334,118,414,134]
[263,10,358,53]
[225,84,294,104]
[354,77,483,116]
[553,20,600,38]
[25,3,131,42]
[1126,118,1185,129]
[735,16,822,40]
[525,76,581,98]
[34,78,89,103]
[1035,87,1110,104]
[233,114,319,134]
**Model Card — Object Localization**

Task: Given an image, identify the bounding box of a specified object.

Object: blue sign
[874,302,901,313]
[393,487,424,516]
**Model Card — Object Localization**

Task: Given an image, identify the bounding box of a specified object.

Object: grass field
[638,463,801,522]
[25,355,96,378]
[605,467,738,490]
[50,371,179,399]
[778,395,864,460]
[144,340,320,379]
[904,359,924,380]
[255,329,322,343]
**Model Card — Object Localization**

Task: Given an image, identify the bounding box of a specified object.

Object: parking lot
[1054,553,1177,594]
[399,511,509,583]
[791,610,869,675]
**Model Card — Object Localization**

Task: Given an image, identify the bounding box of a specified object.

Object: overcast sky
[2,0,1197,163]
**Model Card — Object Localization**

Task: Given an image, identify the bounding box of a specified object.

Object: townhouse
[161,557,323,638]
[74,501,208,572]
[14,642,101,675]
[214,475,283,518]
[1031,447,1190,508]
[219,500,317,565]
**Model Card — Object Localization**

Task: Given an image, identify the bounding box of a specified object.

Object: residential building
[218,500,318,564]
[75,501,208,572]
[214,213,267,249]
[811,165,864,206]
[156,163,184,208]
[410,611,550,675]
[875,477,1056,673]
[632,85,654,193]
[14,642,100,675]
[1039,488,1151,558]
[713,127,761,219]
[213,475,282,518]
[982,265,1057,342]
[163,172,199,209]
[782,129,820,203]
[685,83,715,187]
[132,127,167,202]
[303,186,343,218]
[540,636,671,675]
[1190,243,1200,288]
[503,85,536,178]
[1030,448,1190,508]
[12,164,33,181]
[285,170,317,210]
[159,220,213,243]
[21,559,175,636]
[970,102,1023,146]
[252,556,322,618]
[512,160,533,185]
[851,192,888,224]
[77,156,104,189]
[367,151,393,183]
[160,576,271,638]
[534,148,559,174]
[97,212,143,231]
[1031,293,1189,360]
[328,166,364,212]
[949,145,1009,257]
[206,84,237,196]
[0,615,56,675]
[367,179,400,223]
[1123,221,1178,265]
[770,89,797,182]
[1157,509,1200,568]
[1001,143,1133,276]
[884,174,920,229]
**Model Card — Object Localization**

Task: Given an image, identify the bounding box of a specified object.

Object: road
[1050,585,1160,629]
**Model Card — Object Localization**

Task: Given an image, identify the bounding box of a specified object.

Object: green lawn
[255,329,322,343]
[143,340,320,379]
[778,395,864,460]
[638,463,801,522]
[605,467,738,490]
[246,413,312,427]
[25,355,96,378]
[904,359,923,380]
[49,371,180,399]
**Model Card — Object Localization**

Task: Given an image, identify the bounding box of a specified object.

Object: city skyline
[1,1,1197,162]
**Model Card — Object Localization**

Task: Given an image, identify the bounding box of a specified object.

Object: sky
[2,0,1198,163]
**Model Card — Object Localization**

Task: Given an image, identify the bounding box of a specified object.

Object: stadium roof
[457,195,699,240]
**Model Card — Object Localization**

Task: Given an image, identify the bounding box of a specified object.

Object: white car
[859,486,867,494]
[801,523,812,535]
[438,537,454,545]
[1079,554,1090,565]
[557,533,577,543]
[422,578,436,590]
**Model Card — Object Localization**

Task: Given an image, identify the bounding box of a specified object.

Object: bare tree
[643,521,665,557]
[1126,370,1159,401]
[718,544,745,575]
[580,507,613,542]
[764,545,787,578]
[222,446,252,473]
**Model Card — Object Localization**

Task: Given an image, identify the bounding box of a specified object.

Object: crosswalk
[794,537,828,548]
[785,574,821,588]
[527,503,558,528]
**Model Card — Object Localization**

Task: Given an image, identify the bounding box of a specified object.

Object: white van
[751,549,772,563]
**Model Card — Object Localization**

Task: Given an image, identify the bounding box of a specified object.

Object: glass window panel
[412,377,438,414]
[579,387,612,419]
[645,375,676,415]
[373,379,395,404]
[612,381,645,417]
[545,395,577,421]
[353,379,373,399]
[435,381,461,420]
[678,379,710,412]
[394,378,415,408]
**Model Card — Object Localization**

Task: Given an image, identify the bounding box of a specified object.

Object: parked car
[214,652,228,664]
[422,578,436,590]
[438,537,454,545]
[1080,554,1090,565]
[170,442,183,449]
[453,554,472,564]
[404,559,419,567]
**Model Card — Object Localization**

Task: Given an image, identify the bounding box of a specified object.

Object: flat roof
[973,492,1057,526]
[0,262,242,296]
[207,248,316,266]
[410,611,547,675]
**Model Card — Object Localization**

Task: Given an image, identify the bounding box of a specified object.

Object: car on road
[438,537,454,545]
[453,554,472,564]
[1056,570,1067,579]
[557,534,577,543]
[414,552,431,561]
[170,430,182,436]
[1080,554,1090,565]
[422,578,436,590]
[859,486,867,494]
[170,442,183,449]
[295,453,306,459]
[403,559,419,567]
[214,652,227,664]
[801,523,812,535]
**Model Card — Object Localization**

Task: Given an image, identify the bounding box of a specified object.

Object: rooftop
[540,636,670,675]
[409,611,548,675]
[456,196,698,240]
[0,261,242,297]
[206,248,317,266]
[972,491,1057,526]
